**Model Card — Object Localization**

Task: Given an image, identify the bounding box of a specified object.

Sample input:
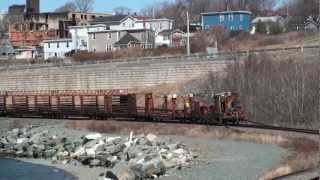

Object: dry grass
[68,120,319,179]
[71,47,186,62]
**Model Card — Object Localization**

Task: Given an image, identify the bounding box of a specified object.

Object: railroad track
[239,120,320,135]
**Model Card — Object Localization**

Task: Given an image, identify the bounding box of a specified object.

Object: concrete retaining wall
[0,58,231,91]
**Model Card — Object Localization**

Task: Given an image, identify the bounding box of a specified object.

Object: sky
[0,0,174,13]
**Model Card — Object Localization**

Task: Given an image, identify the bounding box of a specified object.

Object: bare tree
[55,2,77,12]
[74,0,95,12]
[113,6,131,15]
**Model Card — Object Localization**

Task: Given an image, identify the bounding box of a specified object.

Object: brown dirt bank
[69,120,319,179]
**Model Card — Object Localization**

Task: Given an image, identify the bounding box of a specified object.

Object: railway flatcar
[0,90,246,125]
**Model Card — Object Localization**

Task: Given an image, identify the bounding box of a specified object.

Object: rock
[44,149,56,158]
[105,144,125,155]
[173,149,184,154]
[146,134,157,142]
[16,138,28,144]
[112,161,137,180]
[6,136,17,144]
[85,133,103,141]
[80,157,94,166]
[90,159,101,166]
[57,151,69,159]
[105,171,118,180]
[72,147,86,157]
[130,156,166,178]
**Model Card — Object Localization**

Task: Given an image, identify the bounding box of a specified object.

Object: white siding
[43,40,73,60]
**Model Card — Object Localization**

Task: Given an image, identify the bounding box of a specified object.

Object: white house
[99,15,174,47]
[251,16,285,34]
[156,30,171,47]
[110,16,173,34]
[42,39,73,60]
[69,24,106,51]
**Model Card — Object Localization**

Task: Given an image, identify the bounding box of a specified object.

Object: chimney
[26,0,40,15]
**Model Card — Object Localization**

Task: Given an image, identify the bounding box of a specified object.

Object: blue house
[201,11,252,32]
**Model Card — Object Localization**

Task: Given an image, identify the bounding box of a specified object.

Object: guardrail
[0,45,319,71]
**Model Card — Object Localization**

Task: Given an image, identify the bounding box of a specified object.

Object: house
[91,15,173,47]
[171,29,186,47]
[304,21,318,32]
[0,41,15,60]
[201,11,252,32]
[115,29,155,49]
[88,29,154,52]
[156,30,171,47]
[42,39,73,60]
[14,47,37,59]
[88,30,122,52]
[92,15,173,34]
[304,16,319,32]
[251,16,285,34]
[8,0,111,48]
[69,24,107,51]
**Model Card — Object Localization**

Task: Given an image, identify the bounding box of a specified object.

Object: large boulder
[85,133,102,141]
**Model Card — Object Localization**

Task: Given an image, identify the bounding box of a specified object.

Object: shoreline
[0,157,78,180]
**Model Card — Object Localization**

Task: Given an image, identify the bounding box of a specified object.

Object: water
[0,158,77,180]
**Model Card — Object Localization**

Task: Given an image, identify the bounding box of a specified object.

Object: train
[0,90,246,125]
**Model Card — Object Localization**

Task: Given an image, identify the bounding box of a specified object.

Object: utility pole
[187,11,190,56]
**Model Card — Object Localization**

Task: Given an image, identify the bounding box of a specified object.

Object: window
[163,35,169,41]
[84,15,87,20]
[108,33,111,38]
[54,53,57,57]
[228,14,234,21]
[48,43,50,48]
[81,14,83,19]
[92,15,96,19]
[106,44,112,52]
[123,23,126,27]
[220,15,224,22]
[57,42,59,48]
[132,23,134,27]
[240,14,244,21]
[66,41,69,48]
[92,33,96,40]
[239,25,243,30]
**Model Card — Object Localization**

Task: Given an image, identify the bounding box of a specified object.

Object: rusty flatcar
[0,90,246,125]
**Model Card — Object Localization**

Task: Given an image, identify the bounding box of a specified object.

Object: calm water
[0,158,77,180]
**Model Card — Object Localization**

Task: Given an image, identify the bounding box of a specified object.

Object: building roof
[201,11,252,16]
[68,24,107,29]
[93,15,127,23]
[0,46,15,54]
[252,16,284,24]
[115,33,140,45]
[158,29,171,36]
[42,38,72,43]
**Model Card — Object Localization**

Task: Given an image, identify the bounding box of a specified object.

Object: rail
[240,120,320,135]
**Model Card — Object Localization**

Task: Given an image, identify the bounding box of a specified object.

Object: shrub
[255,21,267,34]
[197,55,320,129]
[269,23,283,35]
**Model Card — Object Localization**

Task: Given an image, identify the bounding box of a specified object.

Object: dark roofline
[201,11,252,16]
[9,4,25,8]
